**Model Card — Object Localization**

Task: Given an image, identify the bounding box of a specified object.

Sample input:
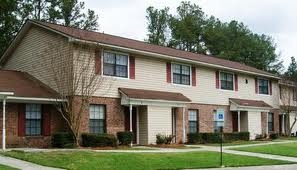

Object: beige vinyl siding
[94,54,280,108]
[3,26,71,92]
[147,106,172,144]
[138,106,148,145]
[248,111,262,139]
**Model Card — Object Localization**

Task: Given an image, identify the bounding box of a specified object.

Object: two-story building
[0,20,282,147]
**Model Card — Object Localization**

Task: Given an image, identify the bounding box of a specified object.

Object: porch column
[266,112,269,134]
[2,98,6,150]
[182,107,186,143]
[282,114,285,134]
[129,104,133,146]
[237,110,241,132]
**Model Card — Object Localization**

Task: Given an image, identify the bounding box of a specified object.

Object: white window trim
[257,77,270,95]
[101,49,130,79]
[171,62,192,87]
[219,71,235,91]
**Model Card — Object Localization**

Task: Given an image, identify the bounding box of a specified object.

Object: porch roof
[119,88,191,103]
[280,105,297,112]
[0,70,58,100]
[230,98,272,110]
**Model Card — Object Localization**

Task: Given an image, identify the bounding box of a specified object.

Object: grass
[0,164,19,170]
[233,142,297,157]
[1,151,292,170]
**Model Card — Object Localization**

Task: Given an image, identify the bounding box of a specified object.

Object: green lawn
[1,151,291,170]
[233,142,297,157]
[0,164,19,170]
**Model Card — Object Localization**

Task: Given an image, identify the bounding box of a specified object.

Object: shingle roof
[0,70,58,98]
[119,88,191,102]
[30,20,277,78]
[230,98,272,108]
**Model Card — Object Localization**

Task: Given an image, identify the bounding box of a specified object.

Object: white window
[220,72,234,90]
[89,105,106,134]
[188,110,198,133]
[25,104,42,136]
[172,63,190,85]
[258,78,269,94]
[103,51,128,78]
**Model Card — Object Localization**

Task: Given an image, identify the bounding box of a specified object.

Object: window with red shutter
[129,56,135,79]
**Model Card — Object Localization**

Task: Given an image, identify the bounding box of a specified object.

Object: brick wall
[0,103,66,148]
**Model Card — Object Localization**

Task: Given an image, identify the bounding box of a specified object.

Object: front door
[124,107,137,143]
[232,112,238,132]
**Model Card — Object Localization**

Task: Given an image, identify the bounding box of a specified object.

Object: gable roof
[119,88,191,102]
[0,70,58,98]
[1,20,279,79]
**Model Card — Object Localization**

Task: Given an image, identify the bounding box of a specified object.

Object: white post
[129,104,133,147]
[266,112,269,134]
[182,107,186,143]
[237,111,241,132]
[2,98,6,150]
[282,114,285,134]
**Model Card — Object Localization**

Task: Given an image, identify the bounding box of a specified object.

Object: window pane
[89,105,105,134]
[172,64,181,74]
[220,72,233,90]
[173,74,181,84]
[116,54,128,65]
[181,65,190,75]
[115,65,128,77]
[103,64,115,76]
[103,52,115,64]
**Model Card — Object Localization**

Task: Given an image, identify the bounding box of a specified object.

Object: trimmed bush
[156,134,174,144]
[51,132,75,148]
[187,132,250,144]
[187,133,203,144]
[117,131,133,145]
[81,133,117,147]
[269,133,279,140]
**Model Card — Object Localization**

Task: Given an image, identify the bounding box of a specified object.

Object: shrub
[51,132,75,148]
[156,134,174,144]
[269,133,279,140]
[81,133,117,147]
[187,132,250,144]
[117,131,133,145]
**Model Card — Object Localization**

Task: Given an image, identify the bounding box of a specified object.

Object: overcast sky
[85,0,297,69]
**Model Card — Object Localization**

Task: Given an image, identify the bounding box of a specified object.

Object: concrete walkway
[0,154,64,170]
[196,164,297,170]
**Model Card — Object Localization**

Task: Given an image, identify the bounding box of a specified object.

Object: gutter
[7,96,66,102]
[68,37,280,80]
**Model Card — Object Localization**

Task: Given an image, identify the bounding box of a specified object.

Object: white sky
[85,0,297,69]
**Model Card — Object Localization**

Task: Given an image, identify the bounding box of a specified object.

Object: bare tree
[41,40,112,146]
[280,78,297,136]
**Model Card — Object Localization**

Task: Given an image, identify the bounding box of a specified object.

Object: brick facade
[0,103,66,148]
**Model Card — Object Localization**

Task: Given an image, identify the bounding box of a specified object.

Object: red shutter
[129,56,135,79]
[269,80,272,95]
[234,74,238,91]
[42,105,51,136]
[18,104,25,137]
[255,78,258,94]
[166,62,171,83]
[95,49,102,74]
[192,66,196,86]
[215,71,220,89]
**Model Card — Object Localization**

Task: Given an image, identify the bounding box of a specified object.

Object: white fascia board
[7,96,65,102]
[0,92,14,96]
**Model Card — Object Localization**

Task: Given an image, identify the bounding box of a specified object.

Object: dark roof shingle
[230,98,272,108]
[119,88,191,102]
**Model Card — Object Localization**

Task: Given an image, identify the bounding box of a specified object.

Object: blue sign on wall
[216,109,225,122]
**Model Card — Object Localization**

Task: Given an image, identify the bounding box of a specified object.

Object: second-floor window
[103,51,128,78]
[172,63,190,85]
[220,72,234,90]
[258,78,269,95]
[293,88,297,101]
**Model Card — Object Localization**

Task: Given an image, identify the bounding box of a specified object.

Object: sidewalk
[0,154,64,170]
[196,164,297,170]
